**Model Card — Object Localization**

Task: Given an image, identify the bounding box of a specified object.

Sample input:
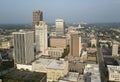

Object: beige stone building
[46,47,64,58]
[32,58,68,82]
[50,37,67,49]
[32,10,43,27]
[112,41,119,57]
[0,41,11,49]
[70,34,81,57]
[91,38,97,47]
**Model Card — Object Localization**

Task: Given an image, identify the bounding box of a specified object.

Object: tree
[92,44,96,48]
[61,45,69,58]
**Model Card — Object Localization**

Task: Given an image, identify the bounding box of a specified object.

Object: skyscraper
[32,10,43,27]
[70,34,81,57]
[13,30,34,64]
[55,19,65,36]
[35,21,48,55]
[112,42,119,56]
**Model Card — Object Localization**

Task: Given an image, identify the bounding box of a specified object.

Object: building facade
[32,10,43,27]
[70,34,81,57]
[108,65,120,82]
[84,64,101,82]
[50,37,67,49]
[56,19,65,36]
[47,47,64,58]
[0,41,11,49]
[35,21,48,55]
[112,42,119,56]
[91,38,97,47]
[13,30,34,64]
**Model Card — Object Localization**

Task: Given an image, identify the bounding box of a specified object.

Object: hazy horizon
[0,0,120,24]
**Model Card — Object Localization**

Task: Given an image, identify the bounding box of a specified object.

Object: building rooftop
[47,60,68,70]
[12,30,34,34]
[62,72,79,81]
[59,80,69,82]
[84,64,99,74]
[33,58,68,70]
[50,36,66,39]
[108,65,120,74]
[33,58,53,66]
[3,69,46,81]
[84,64,101,82]
[56,19,64,22]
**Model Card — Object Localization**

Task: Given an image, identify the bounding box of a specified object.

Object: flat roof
[63,72,79,81]
[33,58,68,70]
[47,60,67,70]
[3,69,46,81]
[84,64,101,82]
[108,65,120,74]
[33,58,53,66]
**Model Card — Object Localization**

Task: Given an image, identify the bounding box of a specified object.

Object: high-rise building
[13,30,34,64]
[32,10,43,27]
[70,34,81,57]
[35,21,48,55]
[91,38,97,47]
[112,42,119,56]
[55,19,65,36]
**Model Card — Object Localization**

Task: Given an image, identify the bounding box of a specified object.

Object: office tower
[70,34,81,57]
[55,19,65,36]
[112,42,118,56]
[13,30,34,64]
[91,38,97,47]
[35,21,48,55]
[32,10,43,27]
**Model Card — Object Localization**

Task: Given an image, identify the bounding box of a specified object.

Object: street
[97,48,107,82]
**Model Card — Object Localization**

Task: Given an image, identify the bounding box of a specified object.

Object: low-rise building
[107,65,120,82]
[1,70,47,82]
[84,64,101,82]
[16,64,32,71]
[0,41,11,49]
[32,58,53,73]
[59,72,79,82]
[46,47,64,58]
[32,58,69,82]
[50,36,67,49]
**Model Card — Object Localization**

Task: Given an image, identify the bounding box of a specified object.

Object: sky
[0,0,120,24]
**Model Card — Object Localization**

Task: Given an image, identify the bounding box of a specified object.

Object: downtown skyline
[0,0,120,24]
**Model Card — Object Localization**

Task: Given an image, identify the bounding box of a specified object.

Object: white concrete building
[35,21,48,55]
[107,65,120,82]
[84,64,101,82]
[16,64,32,71]
[13,30,34,64]
[56,19,65,36]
